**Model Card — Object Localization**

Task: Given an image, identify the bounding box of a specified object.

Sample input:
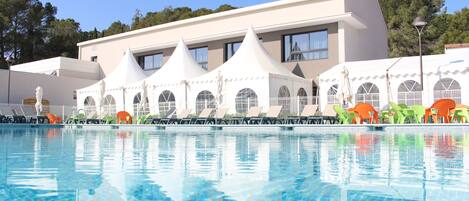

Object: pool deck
[1,123,468,133]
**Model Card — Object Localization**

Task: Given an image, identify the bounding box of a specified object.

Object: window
[356,82,380,108]
[283,30,328,62]
[297,88,308,113]
[225,41,242,61]
[158,90,176,116]
[398,80,422,106]
[91,56,98,62]
[190,47,208,69]
[235,88,258,114]
[196,91,216,114]
[327,84,340,104]
[138,53,164,70]
[133,92,149,116]
[103,95,116,115]
[434,78,461,103]
[83,96,96,115]
[73,90,77,100]
[278,86,291,114]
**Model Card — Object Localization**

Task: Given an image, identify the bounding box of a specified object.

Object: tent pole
[122,88,126,112]
[184,81,188,109]
[7,68,11,104]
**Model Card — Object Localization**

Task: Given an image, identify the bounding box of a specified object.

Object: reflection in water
[0,128,469,200]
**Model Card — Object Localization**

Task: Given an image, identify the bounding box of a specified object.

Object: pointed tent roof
[145,38,207,85]
[78,48,147,92]
[105,48,147,88]
[191,27,300,81]
[320,50,469,82]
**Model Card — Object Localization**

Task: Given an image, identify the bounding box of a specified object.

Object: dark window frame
[224,41,242,62]
[189,46,209,69]
[91,56,98,62]
[281,29,329,62]
[137,52,164,71]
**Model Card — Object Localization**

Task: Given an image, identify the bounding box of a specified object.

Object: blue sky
[40,0,468,31]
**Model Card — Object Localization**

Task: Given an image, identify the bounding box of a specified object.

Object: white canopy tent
[188,27,312,114]
[125,38,207,116]
[319,49,469,110]
[77,49,148,115]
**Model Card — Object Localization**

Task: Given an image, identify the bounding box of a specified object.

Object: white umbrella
[35,86,43,116]
[386,71,393,103]
[138,81,148,116]
[340,67,352,107]
[98,80,106,115]
[385,58,402,104]
[216,71,224,107]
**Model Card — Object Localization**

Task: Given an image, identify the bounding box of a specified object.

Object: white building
[77,28,312,116]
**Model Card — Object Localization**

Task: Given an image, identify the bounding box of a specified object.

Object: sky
[40,0,469,31]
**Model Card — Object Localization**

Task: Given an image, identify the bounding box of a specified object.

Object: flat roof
[77,0,359,47]
[445,43,469,49]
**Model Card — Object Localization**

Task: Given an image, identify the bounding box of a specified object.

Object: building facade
[77,0,388,85]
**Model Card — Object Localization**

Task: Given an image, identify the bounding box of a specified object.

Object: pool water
[1,128,469,201]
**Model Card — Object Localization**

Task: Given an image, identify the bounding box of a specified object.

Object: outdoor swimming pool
[0,127,469,201]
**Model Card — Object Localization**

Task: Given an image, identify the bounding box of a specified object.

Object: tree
[45,18,81,57]
[0,0,9,69]
[130,5,238,30]
[215,4,237,12]
[379,0,446,57]
[102,21,130,37]
[441,8,469,44]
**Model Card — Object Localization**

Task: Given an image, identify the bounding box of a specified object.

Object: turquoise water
[1,128,469,200]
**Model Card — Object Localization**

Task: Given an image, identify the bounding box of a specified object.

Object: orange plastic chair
[117,111,132,124]
[424,99,456,123]
[352,103,379,124]
[47,113,63,124]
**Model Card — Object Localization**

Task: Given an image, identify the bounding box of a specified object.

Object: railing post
[62,105,65,122]
[297,96,300,116]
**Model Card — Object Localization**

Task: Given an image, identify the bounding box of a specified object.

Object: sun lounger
[191,108,214,124]
[250,106,283,124]
[0,109,9,123]
[207,108,229,124]
[229,107,262,124]
[9,105,27,123]
[150,108,176,124]
[84,111,100,124]
[160,109,191,124]
[286,105,318,124]
[21,105,49,124]
[318,104,338,124]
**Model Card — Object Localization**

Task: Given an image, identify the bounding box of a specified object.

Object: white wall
[319,71,469,111]
[0,69,97,106]
[341,0,388,62]
[10,57,102,80]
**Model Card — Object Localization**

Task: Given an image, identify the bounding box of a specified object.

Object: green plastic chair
[102,115,116,124]
[333,105,353,124]
[452,107,469,123]
[389,102,406,124]
[380,110,394,124]
[399,104,417,123]
[137,114,153,124]
[411,105,426,124]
